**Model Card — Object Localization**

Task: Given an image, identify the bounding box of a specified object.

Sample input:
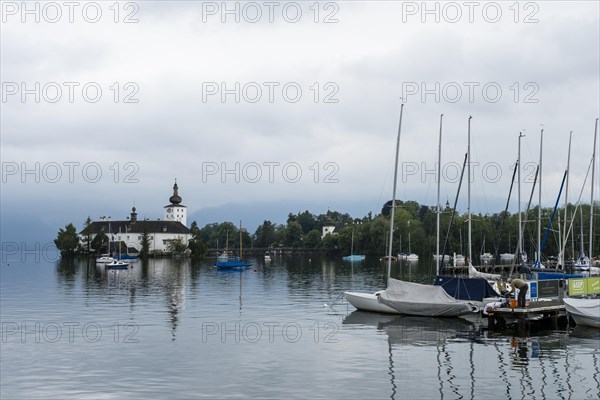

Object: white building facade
[80,181,192,255]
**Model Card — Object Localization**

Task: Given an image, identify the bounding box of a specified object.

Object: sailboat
[343,105,406,314]
[573,208,590,271]
[405,221,418,261]
[344,110,478,316]
[562,119,600,328]
[104,222,129,269]
[563,298,600,328]
[96,227,114,264]
[342,229,366,262]
[96,234,113,264]
[106,237,129,269]
[217,231,230,262]
[215,222,252,269]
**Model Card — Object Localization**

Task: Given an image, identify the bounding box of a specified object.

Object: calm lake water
[1,255,599,399]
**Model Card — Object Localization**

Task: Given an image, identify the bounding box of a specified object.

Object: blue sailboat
[215,221,253,269]
[342,231,365,262]
[214,257,253,269]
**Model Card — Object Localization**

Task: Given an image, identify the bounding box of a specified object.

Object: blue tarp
[434,276,500,301]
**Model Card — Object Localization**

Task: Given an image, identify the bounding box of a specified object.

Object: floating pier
[487,300,568,335]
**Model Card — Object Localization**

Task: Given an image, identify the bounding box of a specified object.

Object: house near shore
[79,181,192,255]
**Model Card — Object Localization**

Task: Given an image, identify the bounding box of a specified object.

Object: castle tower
[164,180,187,226]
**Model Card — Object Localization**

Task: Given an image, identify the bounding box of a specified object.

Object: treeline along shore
[56,200,600,263]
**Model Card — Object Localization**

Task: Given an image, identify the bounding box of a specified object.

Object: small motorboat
[96,255,114,264]
[106,260,130,269]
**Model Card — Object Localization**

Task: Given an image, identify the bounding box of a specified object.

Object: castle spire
[169,179,182,205]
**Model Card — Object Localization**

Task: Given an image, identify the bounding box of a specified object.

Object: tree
[188,220,207,257]
[166,237,188,254]
[54,223,79,257]
[321,232,339,255]
[284,221,303,247]
[296,210,317,234]
[190,221,200,237]
[80,217,92,254]
[91,233,109,255]
[140,225,151,258]
[188,238,207,257]
[304,229,322,248]
[254,220,276,248]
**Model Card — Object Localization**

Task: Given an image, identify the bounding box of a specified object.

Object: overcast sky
[1,1,599,244]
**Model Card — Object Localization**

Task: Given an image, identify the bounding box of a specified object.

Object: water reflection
[2,255,597,399]
[342,311,600,400]
[343,311,482,399]
[56,257,192,341]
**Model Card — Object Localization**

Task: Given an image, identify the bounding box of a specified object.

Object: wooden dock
[487,300,567,335]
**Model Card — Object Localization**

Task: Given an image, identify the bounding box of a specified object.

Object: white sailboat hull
[343,291,400,314]
[564,298,600,328]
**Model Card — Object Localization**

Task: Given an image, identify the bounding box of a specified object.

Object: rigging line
[493,160,518,262]
[509,164,539,275]
[540,171,568,256]
[560,157,594,260]
[440,153,468,270]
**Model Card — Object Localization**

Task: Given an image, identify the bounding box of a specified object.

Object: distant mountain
[0,211,58,250]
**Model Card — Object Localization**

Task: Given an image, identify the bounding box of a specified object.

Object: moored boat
[215,257,253,269]
[215,221,252,270]
[563,297,600,328]
[342,255,366,262]
[378,278,479,317]
[343,291,399,314]
[106,260,130,269]
[95,255,114,264]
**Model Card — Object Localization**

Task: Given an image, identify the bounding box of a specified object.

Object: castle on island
[79,181,192,255]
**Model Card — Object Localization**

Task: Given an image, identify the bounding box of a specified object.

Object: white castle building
[80,181,192,255]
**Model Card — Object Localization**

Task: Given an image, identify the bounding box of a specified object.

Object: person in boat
[506,278,528,308]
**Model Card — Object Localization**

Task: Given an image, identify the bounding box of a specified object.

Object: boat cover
[378,278,479,317]
[467,264,502,281]
[434,275,500,301]
[563,298,600,328]
[535,272,583,280]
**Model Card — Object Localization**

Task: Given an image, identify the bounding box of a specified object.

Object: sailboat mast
[239,221,242,259]
[436,114,443,274]
[467,116,472,264]
[580,208,584,258]
[538,129,543,266]
[518,132,524,263]
[590,119,598,259]
[563,132,572,265]
[387,103,404,279]
[408,220,411,253]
